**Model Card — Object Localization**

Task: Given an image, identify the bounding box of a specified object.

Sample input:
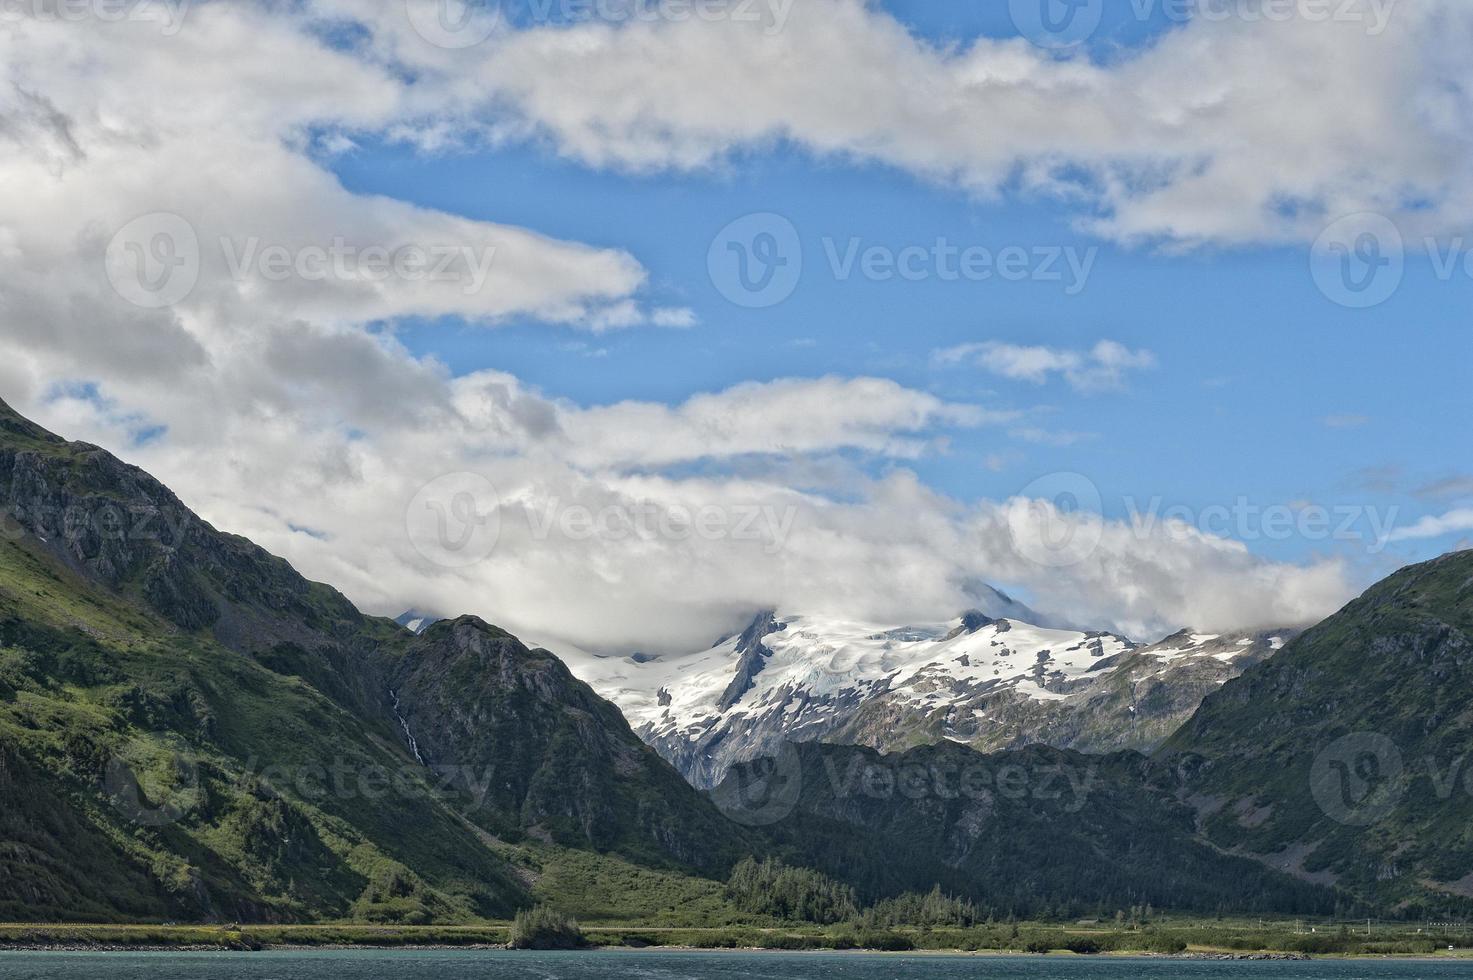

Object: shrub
[1142,934,1187,954]
[509,907,585,950]
[857,931,916,951]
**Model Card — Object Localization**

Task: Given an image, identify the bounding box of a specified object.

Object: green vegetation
[1165,549,1473,915]
[520,847,735,926]
[4,396,1473,947]
[508,907,585,950]
[3,916,1472,956]
[0,399,746,925]
[725,857,858,924]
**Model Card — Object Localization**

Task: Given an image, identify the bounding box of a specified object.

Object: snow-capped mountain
[395,609,442,635]
[566,608,1293,789]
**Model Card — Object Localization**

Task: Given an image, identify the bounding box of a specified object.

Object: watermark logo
[1310,732,1404,827]
[4,501,194,547]
[105,212,200,309]
[405,0,503,49]
[104,211,499,309]
[405,472,502,569]
[405,0,795,48]
[709,214,1098,306]
[1008,471,1104,568]
[1311,212,1404,309]
[1124,496,1399,554]
[711,741,803,827]
[1009,0,1103,49]
[822,237,1097,293]
[0,0,190,35]
[104,732,203,827]
[1011,1,1398,48]
[527,498,797,554]
[823,754,1098,812]
[708,212,803,308]
[218,238,497,293]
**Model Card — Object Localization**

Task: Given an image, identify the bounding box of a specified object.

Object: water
[0,952,1468,980]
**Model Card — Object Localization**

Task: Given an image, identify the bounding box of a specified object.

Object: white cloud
[937,340,1157,392]
[0,4,663,335]
[555,376,988,468]
[0,2,1362,657]
[1388,509,1473,542]
[339,0,1473,247]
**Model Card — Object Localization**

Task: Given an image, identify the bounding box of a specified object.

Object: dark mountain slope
[717,740,1334,917]
[382,616,750,874]
[1164,550,1473,914]
[0,527,526,922]
[0,395,748,921]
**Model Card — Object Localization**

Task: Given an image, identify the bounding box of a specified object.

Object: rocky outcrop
[717,612,785,711]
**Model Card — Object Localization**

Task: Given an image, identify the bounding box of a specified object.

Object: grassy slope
[0,396,756,925]
[0,528,532,922]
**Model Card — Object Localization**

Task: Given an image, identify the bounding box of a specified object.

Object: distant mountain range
[2,394,1470,922]
[569,608,1292,788]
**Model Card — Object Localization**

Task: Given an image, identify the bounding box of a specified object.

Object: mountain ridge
[0,397,750,921]
[570,606,1292,788]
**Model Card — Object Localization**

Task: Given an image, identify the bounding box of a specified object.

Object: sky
[0,0,1469,655]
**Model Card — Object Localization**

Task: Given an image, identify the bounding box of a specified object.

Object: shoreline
[0,943,1462,960]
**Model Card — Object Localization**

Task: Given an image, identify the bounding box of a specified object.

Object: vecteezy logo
[104,733,202,828]
[709,742,803,827]
[1007,471,1104,569]
[105,212,200,309]
[1310,733,1405,827]
[405,472,502,568]
[405,0,503,49]
[1311,212,1404,309]
[707,213,803,308]
[1009,0,1104,49]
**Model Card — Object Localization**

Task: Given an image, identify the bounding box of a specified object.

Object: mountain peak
[395,609,442,635]
[0,393,63,446]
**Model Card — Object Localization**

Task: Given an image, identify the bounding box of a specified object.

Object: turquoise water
[0,952,1469,980]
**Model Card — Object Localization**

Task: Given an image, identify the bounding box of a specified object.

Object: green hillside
[1164,550,1473,915]
[0,395,746,922]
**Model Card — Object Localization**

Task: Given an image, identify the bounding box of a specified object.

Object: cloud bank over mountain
[0,1,1408,653]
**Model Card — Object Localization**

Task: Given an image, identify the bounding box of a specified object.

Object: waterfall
[388,689,426,765]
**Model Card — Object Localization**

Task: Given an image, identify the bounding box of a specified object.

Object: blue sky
[5,0,1469,650]
[333,104,1469,578]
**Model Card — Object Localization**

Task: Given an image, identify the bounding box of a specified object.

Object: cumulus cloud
[332,0,1473,247]
[0,3,668,337]
[937,340,1157,392]
[0,2,1362,657]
